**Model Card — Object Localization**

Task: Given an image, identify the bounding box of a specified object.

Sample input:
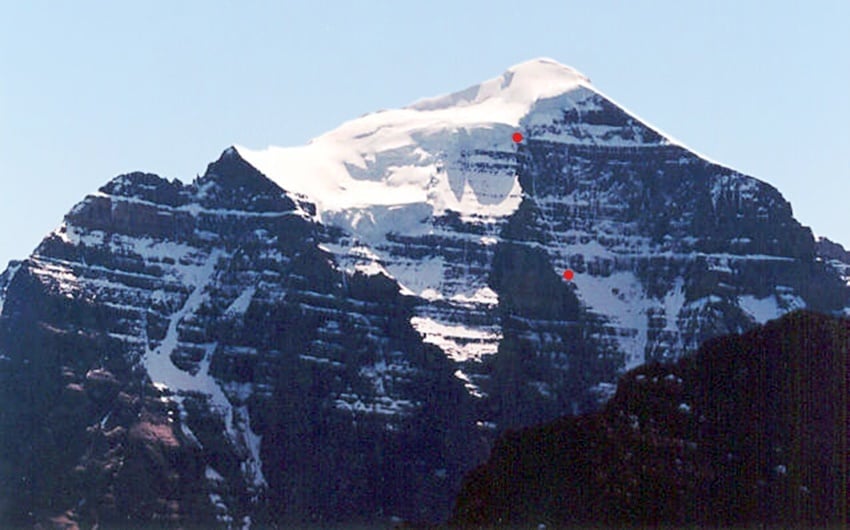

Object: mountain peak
[506,57,590,84]
[408,57,590,112]
[237,58,599,220]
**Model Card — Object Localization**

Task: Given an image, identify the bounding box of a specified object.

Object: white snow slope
[238,58,684,370]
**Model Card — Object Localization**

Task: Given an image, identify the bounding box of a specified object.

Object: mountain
[0,153,483,528]
[1,58,848,528]
[238,58,849,412]
[451,310,850,528]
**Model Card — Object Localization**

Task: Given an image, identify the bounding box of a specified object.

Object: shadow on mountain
[451,310,849,528]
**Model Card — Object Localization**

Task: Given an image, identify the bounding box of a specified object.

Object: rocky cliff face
[817,236,850,287]
[0,150,481,528]
[452,310,850,528]
[0,58,848,528]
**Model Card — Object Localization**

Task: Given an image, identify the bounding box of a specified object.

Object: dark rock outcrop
[452,310,850,528]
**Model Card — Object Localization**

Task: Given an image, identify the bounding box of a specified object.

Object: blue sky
[1,1,848,267]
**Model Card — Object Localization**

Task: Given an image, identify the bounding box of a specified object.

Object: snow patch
[29,257,79,297]
[410,316,502,362]
[451,286,499,306]
[573,270,651,368]
[298,354,344,368]
[127,236,196,265]
[205,466,225,482]
[236,405,266,491]
[226,286,256,316]
[335,393,416,416]
[738,294,782,324]
[142,252,224,396]
[141,249,267,491]
[0,261,22,316]
[54,222,106,247]
[454,369,485,398]
[590,381,618,403]
[663,279,686,332]
[381,256,445,298]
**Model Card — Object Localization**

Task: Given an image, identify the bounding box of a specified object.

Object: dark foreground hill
[452,310,849,528]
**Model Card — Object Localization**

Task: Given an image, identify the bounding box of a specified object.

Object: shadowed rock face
[0,149,482,528]
[452,310,850,528]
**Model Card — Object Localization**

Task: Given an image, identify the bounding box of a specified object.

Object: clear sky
[1,1,848,268]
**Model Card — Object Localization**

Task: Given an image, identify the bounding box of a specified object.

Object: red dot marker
[512,131,524,143]
[563,269,575,281]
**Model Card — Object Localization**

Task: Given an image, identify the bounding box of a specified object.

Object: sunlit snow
[141,249,267,491]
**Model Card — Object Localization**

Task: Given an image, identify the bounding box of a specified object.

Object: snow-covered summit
[235,59,599,223]
[407,58,591,112]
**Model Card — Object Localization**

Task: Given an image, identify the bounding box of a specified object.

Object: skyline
[1,1,848,268]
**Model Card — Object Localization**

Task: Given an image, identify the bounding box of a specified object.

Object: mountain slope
[0,150,481,527]
[452,310,850,527]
